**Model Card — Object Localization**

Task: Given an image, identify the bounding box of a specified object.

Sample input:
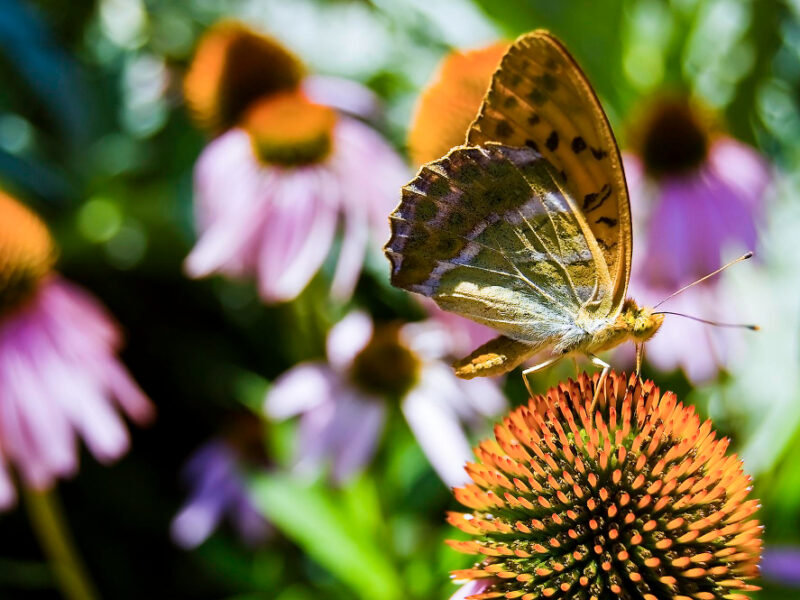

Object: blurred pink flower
[0,276,153,508]
[185,111,406,303]
[183,22,407,303]
[171,438,270,549]
[761,546,800,587]
[626,138,769,291]
[624,97,770,382]
[450,579,491,600]
[264,312,506,488]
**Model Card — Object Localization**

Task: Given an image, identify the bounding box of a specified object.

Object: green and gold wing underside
[385,143,612,348]
[468,30,632,312]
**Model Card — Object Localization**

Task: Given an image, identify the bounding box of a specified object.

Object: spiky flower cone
[447,372,761,600]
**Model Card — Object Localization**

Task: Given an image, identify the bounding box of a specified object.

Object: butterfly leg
[635,343,643,378]
[521,356,562,399]
[588,354,611,412]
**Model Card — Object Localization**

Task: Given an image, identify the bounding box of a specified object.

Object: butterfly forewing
[467,31,631,314]
[386,143,608,347]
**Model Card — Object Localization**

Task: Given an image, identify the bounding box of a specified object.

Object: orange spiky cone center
[447,372,761,600]
[0,191,56,316]
[184,21,305,134]
[408,42,509,167]
[241,91,337,166]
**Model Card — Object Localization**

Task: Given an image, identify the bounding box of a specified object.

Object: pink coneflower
[264,311,505,488]
[625,96,770,381]
[0,191,153,509]
[183,22,407,303]
[449,579,491,600]
[171,416,270,549]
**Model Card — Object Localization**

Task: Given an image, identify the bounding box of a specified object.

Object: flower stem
[23,486,99,600]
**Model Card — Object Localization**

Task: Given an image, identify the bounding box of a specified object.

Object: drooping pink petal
[0,451,17,510]
[256,169,339,302]
[330,393,386,483]
[326,311,372,373]
[709,138,771,213]
[331,117,409,241]
[186,130,276,278]
[449,578,492,599]
[264,362,336,419]
[402,364,475,488]
[0,277,151,500]
[171,440,270,549]
[330,199,369,301]
[302,75,381,121]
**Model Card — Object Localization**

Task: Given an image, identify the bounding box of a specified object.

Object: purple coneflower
[0,191,153,508]
[182,22,407,303]
[761,546,800,587]
[171,416,270,549]
[264,311,506,488]
[625,96,770,382]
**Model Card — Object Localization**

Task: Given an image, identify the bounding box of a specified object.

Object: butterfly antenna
[653,311,759,330]
[653,252,753,309]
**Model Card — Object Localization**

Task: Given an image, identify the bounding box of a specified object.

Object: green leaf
[253,474,401,600]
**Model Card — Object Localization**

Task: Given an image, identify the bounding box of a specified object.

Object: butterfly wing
[467,31,632,314]
[386,143,611,355]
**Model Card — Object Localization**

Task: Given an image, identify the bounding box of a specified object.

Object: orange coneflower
[447,371,761,600]
[408,42,509,167]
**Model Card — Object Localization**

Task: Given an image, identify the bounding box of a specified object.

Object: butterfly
[385,31,671,398]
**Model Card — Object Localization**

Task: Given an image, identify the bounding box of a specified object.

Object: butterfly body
[386,31,661,384]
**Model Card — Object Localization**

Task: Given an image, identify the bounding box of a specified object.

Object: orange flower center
[408,42,509,166]
[242,91,337,166]
[184,21,305,134]
[349,324,420,398]
[0,191,56,315]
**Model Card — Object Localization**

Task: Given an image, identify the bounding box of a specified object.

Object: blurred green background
[1,0,799,598]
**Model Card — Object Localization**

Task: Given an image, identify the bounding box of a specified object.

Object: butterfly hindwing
[467,31,632,314]
[386,143,611,347]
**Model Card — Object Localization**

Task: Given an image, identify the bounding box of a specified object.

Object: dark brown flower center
[639,99,709,177]
[349,324,420,398]
[184,22,305,133]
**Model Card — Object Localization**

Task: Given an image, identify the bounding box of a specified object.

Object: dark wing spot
[503,96,518,109]
[528,89,547,106]
[427,177,451,198]
[582,184,613,212]
[540,72,558,91]
[591,146,608,160]
[596,238,618,252]
[510,73,522,87]
[595,216,618,227]
[571,136,587,153]
[416,198,437,221]
[545,58,558,70]
[560,170,567,182]
[524,139,539,152]
[545,131,559,151]
[527,114,541,126]
[495,120,514,138]
[447,211,466,228]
